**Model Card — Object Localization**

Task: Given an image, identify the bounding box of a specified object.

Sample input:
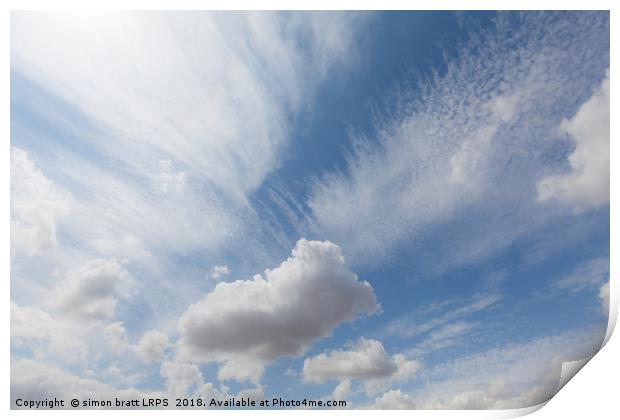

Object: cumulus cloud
[537,71,610,210]
[10,147,68,256]
[160,361,203,396]
[177,238,378,384]
[11,303,89,363]
[160,361,265,402]
[53,258,135,323]
[236,387,266,402]
[104,322,130,356]
[368,389,417,409]
[11,358,259,408]
[332,379,352,400]
[303,338,420,395]
[135,330,169,363]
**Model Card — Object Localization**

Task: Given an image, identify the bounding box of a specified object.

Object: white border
[2,2,616,420]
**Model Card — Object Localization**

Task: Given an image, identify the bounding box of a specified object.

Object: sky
[10,11,610,409]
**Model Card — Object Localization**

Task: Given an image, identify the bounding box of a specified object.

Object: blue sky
[10,11,610,409]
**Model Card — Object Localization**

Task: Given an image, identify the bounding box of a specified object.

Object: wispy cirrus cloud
[554,257,609,293]
[10,11,367,273]
[300,12,609,268]
[382,293,500,340]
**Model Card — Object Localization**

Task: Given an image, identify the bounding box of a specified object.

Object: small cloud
[53,259,136,323]
[555,257,609,293]
[156,160,187,194]
[382,293,500,339]
[134,330,169,363]
[104,322,130,355]
[303,337,421,395]
[160,361,202,396]
[208,264,231,280]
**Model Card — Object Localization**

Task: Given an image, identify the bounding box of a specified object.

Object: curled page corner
[497,402,548,419]
[557,355,595,394]
[542,278,617,409]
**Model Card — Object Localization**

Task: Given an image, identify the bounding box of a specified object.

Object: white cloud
[209,265,231,280]
[53,258,135,323]
[104,322,129,356]
[160,361,202,396]
[91,233,151,262]
[135,330,169,363]
[368,389,416,409]
[11,357,260,408]
[303,338,421,395]
[368,379,563,410]
[382,293,500,339]
[537,71,610,210]
[177,238,378,384]
[555,257,609,292]
[599,281,610,315]
[103,363,144,389]
[412,321,477,354]
[156,160,187,194]
[332,379,352,400]
[10,147,68,256]
[236,387,265,402]
[160,361,264,402]
[449,91,524,187]
[10,12,345,192]
[368,381,520,409]
[215,357,266,385]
